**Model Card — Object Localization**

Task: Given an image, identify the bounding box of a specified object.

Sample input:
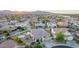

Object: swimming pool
[52,45,73,48]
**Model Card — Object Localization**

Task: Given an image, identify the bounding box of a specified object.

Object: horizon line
[0,10,79,14]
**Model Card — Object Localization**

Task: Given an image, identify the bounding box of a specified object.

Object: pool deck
[43,40,79,48]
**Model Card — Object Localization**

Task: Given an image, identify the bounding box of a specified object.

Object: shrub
[12,36,26,46]
[30,42,44,48]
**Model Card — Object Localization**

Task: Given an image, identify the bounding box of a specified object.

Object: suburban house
[0,40,20,48]
[17,34,33,45]
[9,20,18,25]
[0,34,6,41]
[0,22,10,31]
[47,22,57,28]
[68,20,79,31]
[64,31,73,41]
[57,21,68,27]
[31,28,48,41]
[10,30,20,36]
[54,28,69,33]
[30,19,38,24]
[35,22,45,28]
[15,20,30,27]
[75,31,79,38]
[49,19,57,23]
[17,34,27,41]
[0,19,7,23]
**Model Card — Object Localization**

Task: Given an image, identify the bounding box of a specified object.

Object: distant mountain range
[0,10,79,14]
[47,10,79,14]
[0,10,56,15]
[0,10,79,18]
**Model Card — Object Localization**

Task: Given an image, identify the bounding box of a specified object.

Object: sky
[0,0,79,14]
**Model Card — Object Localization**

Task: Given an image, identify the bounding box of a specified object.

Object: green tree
[42,16,49,23]
[56,32,65,43]
[12,36,26,45]
[17,26,25,31]
[10,15,20,21]
[3,31,10,36]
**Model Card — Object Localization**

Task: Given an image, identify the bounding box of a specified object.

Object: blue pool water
[52,45,73,48]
